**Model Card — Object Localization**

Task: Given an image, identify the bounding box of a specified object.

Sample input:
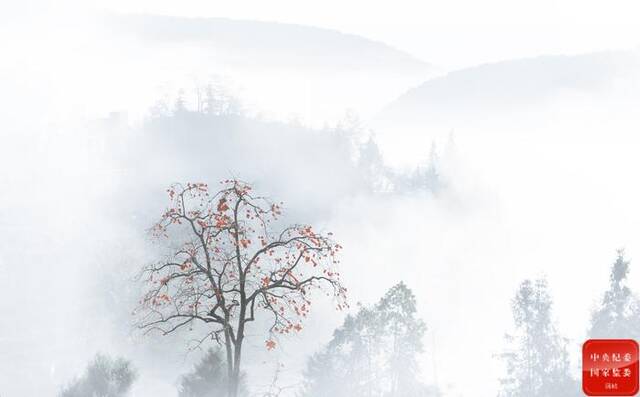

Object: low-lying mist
[3,9,640,396]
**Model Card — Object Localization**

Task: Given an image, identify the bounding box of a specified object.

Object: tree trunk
[229,343,243,397]
[228,374,239,397]
[227,318,244,397]
[224,322,235,397]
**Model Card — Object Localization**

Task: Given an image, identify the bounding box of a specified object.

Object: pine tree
[377,283,427,397]
[589,249,640,339]
[178,348,247,397]
[357,135,388,193]
[498,279,576,397]
[203,82,243,115]
[59,354,136,397]
[302,308,381,397]
[174,89,188,114]
[400,141,441,194]
[424,142,440,193]
[300,283,430,397]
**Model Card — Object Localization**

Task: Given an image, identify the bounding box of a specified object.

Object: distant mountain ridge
[377,50,640,123]
[106,14,432,73]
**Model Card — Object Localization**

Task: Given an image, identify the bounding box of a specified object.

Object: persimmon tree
[136,180,346,397]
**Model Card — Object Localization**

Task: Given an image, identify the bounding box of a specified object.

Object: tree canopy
[136,180,346,397]
[59,353,137,397]
[498,278,576,397]
[301,282,432,397]
[589,249,640,339]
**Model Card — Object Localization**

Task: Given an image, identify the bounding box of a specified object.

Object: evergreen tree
[498,279,576,397]
[423,142,440,193]
[399,141,441,194]
[589,249,640,339]
[301,283,431,397]
[302,307,381,397]
[174,89,188,114]
[357,135,388,193]
[178,348,247,397]
[203,83,243,115]
[59,354,136,397]
[378,284,427,396]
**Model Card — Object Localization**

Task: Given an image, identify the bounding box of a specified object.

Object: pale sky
[93,0,640,69]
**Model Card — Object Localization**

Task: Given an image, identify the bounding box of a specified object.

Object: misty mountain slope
[110,111,365,226]
[107,14,432,73]
[376,50,640,124]
[371,50,640,167]
[99,14,436,125]
[101,107,445,237]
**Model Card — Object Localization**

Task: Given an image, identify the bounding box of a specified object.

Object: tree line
[58,181,639,397]
[499,249,640,397]
[140,86,449,198]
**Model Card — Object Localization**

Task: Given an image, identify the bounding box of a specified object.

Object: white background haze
[2,1,640,396]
